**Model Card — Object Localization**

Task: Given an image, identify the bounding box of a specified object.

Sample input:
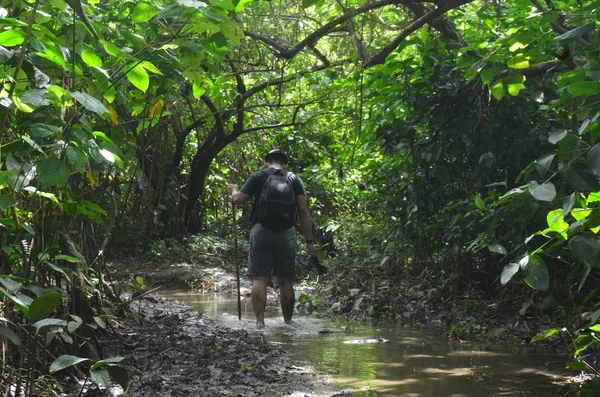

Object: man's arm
[296,195,318,257]
[229,184,251,205]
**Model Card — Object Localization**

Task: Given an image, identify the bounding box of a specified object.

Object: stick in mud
[232,202,242,320]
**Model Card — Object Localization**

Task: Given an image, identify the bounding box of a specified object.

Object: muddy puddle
[158,290,568,396]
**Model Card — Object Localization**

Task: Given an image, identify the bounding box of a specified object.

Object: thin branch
[242,107,302,135]
[364,0,474,68]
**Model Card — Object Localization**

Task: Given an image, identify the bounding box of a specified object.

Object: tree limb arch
[364,0,474,68]
[244,0,441,60]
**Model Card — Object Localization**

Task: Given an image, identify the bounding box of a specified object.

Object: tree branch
[245,0,436,60]
[364,0,474,68]
[200,94,225,137]
[242,107,302,135]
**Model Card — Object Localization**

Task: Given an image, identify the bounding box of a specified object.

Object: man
[228,149,318,329]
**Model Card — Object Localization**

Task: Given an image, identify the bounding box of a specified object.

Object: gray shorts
[247,223,296,278]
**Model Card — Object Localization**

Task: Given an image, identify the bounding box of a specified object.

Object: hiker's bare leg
[277,276,295,323]
[252,277,269,328]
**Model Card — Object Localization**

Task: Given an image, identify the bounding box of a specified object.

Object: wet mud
[96,296,340,397]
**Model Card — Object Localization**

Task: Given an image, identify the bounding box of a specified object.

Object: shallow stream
[158,290,567,396]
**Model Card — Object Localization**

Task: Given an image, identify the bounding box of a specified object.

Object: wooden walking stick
[232,191,242,321]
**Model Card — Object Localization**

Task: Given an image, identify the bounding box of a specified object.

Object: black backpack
[256,168,296,230]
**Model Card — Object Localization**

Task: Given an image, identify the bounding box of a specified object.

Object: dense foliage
[0,0,599,393]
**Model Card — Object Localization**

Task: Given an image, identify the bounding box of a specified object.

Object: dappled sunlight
[447,350,512,357]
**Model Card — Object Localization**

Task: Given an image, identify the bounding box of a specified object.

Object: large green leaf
[81,48,102,68]
[567,163,600,192]
[529,181,556,202]
[131,2,159,23]
[127,64,149,92]
[21,89,50,106]
[28,292,62,324]
[70,91,109,116]
[37,157,70,188]
[530,328,564,343]
[0,30,25,47]
[31,123,60,139]
[49,355,92,374]
[107,365,130,390]
[569,81,600,97]
[570,233,600,266]
[555,22,595,41]
[524,259,549,291]
[66,144,88,173]
[90,368,110,387]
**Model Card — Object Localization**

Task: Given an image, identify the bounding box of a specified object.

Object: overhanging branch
[364,0,474,68]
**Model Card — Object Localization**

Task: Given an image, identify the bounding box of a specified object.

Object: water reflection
[158,290,567,396]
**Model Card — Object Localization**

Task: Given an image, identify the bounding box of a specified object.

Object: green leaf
[507,83,526,96]
[91,356,126,370]
[21,89,50,106]
[28,292,62,324]
[568,81,600,97]
[0,287,30,316]
[301,0,319,8]
[37,43,67,70]
[473,194,485,210]
[546,209,569,236]
[49,355,92,374]
[234,0,252,11]
[33,318,66,333]
[37,157,70,188]
[589,324,600,332]
[0,195,18,211]
[501,263,519,285]
[548,130,567,144]
[507,54,529,69]
[81,48,102,68]
[127,64,149,93]
[106,365,130,390]
[131,2,158,23]
[555,22,595,41]
[563,193,576,216]
[570,233,600,266]
[536,154,555,177]
[567,163,600,192]
[524,258,549,291]
[530,328,564,343]
[91,368,110,387]
[66,144,88,173]
[588,144,600,176]
[487,244,507,255]
[490,81,504,100]
[70,91,109,116]
[0,30,25,47]
[31,123,60,139]
[529,181,556,202]
[0,324,21,346]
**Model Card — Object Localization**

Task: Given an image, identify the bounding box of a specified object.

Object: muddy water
[158,290,567,396]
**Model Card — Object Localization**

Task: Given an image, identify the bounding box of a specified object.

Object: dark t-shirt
[240,167,306,224]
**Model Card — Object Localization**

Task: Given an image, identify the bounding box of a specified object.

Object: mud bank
[84,295,345,397]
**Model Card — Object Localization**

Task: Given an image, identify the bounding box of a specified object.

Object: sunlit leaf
[500,263,519,285]
[81,48,102,67]
[70,91,109,116]
[127,64,149,92]
[530,328,564,343]
[0,30,25,47]
[131,2,158,23]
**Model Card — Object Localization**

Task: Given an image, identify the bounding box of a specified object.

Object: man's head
[264,149,288,167]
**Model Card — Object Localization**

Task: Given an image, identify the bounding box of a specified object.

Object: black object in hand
[296,255,328,275]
